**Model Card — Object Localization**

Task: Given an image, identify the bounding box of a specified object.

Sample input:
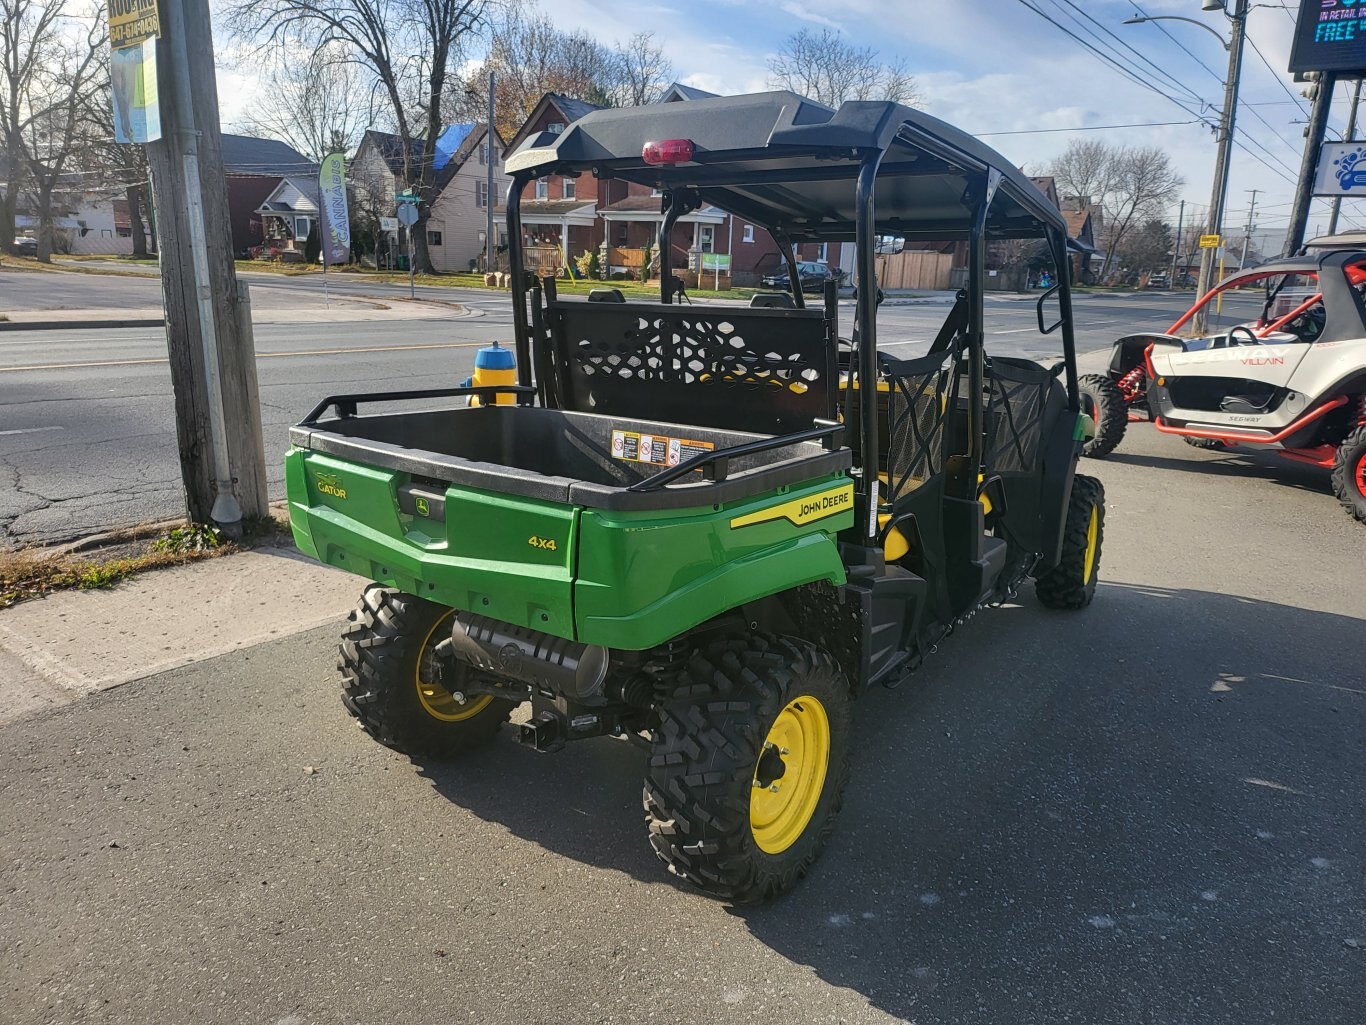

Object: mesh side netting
[983,359,1051,475]
[882,344,962,503]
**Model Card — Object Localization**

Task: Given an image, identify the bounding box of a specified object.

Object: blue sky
[217,0,1359,250]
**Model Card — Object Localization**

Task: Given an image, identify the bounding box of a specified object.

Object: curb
[0,317,164,331]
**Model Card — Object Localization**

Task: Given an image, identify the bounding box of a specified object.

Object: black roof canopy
[505,91,1067,242]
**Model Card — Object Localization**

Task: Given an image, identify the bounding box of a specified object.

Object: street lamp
[1125,1,1248,334]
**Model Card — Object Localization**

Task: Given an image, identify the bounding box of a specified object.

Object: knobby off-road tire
[644,634,851,903]
[1078,373,1128,459]
[1331,424,1366,523]
[339,585,515,758]
[1035,474,1105,610]
[1183,436,1227,450]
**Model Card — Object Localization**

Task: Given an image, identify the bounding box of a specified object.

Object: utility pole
[486,70,496,274]
[1240,188,1259,269]
[1170,198,1185,284]
[1328,77,1362,237]
[1285,71,1338,256]
[144,0,267,534]
[1194,0,1249,334]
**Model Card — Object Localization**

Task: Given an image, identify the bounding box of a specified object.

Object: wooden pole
[143,0,267,530]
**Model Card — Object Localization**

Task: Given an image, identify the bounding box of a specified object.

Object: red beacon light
[642,139,695,165]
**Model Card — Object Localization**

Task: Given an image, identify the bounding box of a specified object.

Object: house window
[427,230,443,247]
[548,122,565,134]
[476,180,488,208]
[293,216,311,241]
[535,178,548,200]
[817,242,828,263]
[479,142,488,165]
[563,177,575,200]
[742,224,754,243]
[699,226,714,253]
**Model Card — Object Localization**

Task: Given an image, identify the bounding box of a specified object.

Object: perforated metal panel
[547,301,836,434]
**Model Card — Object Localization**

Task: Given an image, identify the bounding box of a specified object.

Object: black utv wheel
[1183,436,1227,451]
[644,634,851,903]
[1034,475,1105,609]
[1078,373,1128,459]
[339,585,516,758]
[1331,424,1366,524]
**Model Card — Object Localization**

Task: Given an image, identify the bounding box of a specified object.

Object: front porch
[599,197,728,282]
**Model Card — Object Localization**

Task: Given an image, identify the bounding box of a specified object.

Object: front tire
[339,585,516,758]
[1034,475,1105,609]
[1331,424,1366,523]
[644,634,851,903]
[1079,374,1128,458]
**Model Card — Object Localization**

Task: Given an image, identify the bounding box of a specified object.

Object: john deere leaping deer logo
[1335,147,1366,191]
[315,472,347,500]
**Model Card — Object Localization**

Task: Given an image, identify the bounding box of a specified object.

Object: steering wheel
[1291,304,1326,342]
[1228,325,1260,347]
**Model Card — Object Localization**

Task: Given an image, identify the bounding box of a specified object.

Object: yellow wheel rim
[1082,504,1100,583]
[415,610,494,722]
[749,695,831,855]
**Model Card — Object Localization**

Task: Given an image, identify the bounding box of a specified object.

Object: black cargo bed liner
[290,405,851,511]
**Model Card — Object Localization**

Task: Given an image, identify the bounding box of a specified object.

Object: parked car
[11,236,37,257]
[761,259,839,293]
[1145,272,1168,289]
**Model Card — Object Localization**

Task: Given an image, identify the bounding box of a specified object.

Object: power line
[979,119,1202,136]
[1243,30,1311,117]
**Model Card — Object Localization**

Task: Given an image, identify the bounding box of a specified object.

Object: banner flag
[318,151,352,266]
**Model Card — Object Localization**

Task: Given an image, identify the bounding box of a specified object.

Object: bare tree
[603,31,672,107]
[244,39,376,160]
[453,6,608,142]
[87,46,156,256]
[766,28,919,107]
[0,0,62,252]
[1049,140,1181,282]
[1048,138,1114,214]
[20,12,106,262]
[227,0,491,272]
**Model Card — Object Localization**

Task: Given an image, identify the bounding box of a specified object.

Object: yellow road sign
[108,0,160,50]
[1199,234,1221,249]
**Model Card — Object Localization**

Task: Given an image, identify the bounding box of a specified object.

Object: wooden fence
[876,250,954,290]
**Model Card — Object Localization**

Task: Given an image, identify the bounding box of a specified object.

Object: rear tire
[339,585,515,758]
[1078,374,1128,459]
[1183,436,1227,450]
[1331,424,1366,524]
[644,634,851,903]
[1034,475,1105,609]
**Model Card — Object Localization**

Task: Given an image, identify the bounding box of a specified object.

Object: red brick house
[499,89,828,286]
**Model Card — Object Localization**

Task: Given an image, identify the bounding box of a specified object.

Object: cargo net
[882,344,962,502]
[983,358,1051,475]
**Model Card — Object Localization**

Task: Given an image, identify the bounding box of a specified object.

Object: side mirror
[1036,284,1064,335]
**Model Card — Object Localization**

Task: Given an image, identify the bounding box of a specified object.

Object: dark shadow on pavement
[1106,441,1332,497]
[415,582,1365,1024]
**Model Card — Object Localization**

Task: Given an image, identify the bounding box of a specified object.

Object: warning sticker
[611,429,714,467]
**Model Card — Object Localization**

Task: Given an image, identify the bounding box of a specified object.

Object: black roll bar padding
[769,227,807,309]
[298,385,540,427]
[928,290,969,354]
[854,151,886,542]
[824,276,839,340]
[1035,283,1063,334]
[505,173,533,389]
[529,275,557,408]
[961,168,999,502]
[626,422,845,492]
[1049,226,1081,411]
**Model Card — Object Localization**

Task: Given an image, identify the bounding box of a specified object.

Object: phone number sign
[108,0,160,50]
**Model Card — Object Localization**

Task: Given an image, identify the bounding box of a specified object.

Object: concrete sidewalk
[0,548,361,726]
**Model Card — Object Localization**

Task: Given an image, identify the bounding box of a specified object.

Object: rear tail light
[642,139,695,165]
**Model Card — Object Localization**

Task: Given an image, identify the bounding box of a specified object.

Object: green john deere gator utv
[285,91,1105,902]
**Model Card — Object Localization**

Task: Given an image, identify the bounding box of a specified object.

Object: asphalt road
[0,268,1264,546]
[2,421,1362,1024]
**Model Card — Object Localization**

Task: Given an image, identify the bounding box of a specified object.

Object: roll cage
[500,91,1083,546]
